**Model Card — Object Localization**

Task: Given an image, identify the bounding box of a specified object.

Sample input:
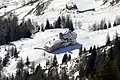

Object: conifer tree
[31,61,35,73]
[23,70,29,80]
[84,48,86,53]
[0,57,2,71]
[106,33,111,45]
[55,16,61,28]
[86,46,97,77]
[89,46,92,53]
[2,53,10,67]
[98,56,118,80]
[25,56,30,66]
[45,19,50,30]
[32,64,46,80]
[0,57,2,80]
[48,67,60,80]
[15,69,23,80]
[104,23,107,29]
[113,21,117,27]
[108,21,111,28]
[115,31,119,40]
[52,54,58,66]
[65,16,70,28]
[14,47,19,58]
[79,46,83,56]
[61,16,66,28]
[79,65,85,80]
[46,59,50,66]
[62,54,68,64]
[11,74,14,80]
[100,19,105,30]
[41,25,44,32]
[69,20,74,31]
[68,54,71,61]
[17,58,24,71]
[49,22,52,29]
[61,69,69,80]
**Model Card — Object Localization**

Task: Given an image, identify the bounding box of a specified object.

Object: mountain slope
[1,0,120,77]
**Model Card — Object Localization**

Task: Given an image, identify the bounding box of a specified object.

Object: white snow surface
[1,26,120,76]
[0,0,120,76]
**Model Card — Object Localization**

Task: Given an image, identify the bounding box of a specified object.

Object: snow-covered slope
[23,0,120,30]
[1,0,120,76]
[1,0,120,28]
[1,25,120,76]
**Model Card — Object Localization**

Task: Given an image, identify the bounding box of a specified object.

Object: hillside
[0,0,120,80]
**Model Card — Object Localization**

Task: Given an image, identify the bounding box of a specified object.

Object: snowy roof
[45,36,62,48]
[63,31,77,39]
[45,31,77,48]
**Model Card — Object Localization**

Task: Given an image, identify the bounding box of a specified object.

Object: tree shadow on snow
[52,43,82,54]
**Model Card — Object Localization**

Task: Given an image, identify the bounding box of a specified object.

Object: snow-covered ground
[1,25,120,76]
[0,0,120,28]
[1,0,120,76]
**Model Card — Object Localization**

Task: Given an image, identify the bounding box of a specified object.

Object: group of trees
[82,32,120,80]
[1,46,19,67]
[86,46,97,77]
[90,16,120,32]
[0,53,70,80]
[0,15,35,45]
[113,16,120,27]
[41,16,74,32]
[43,16,120,33]
[1,14,120,79]
[89,19,112,31]
[96,36,120,80]
[103,0,120,6]
[0,32,120,80]
[0,47,20,80]
[74,32,120,80]
[62,54,71,64]
[0,57,3,80]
